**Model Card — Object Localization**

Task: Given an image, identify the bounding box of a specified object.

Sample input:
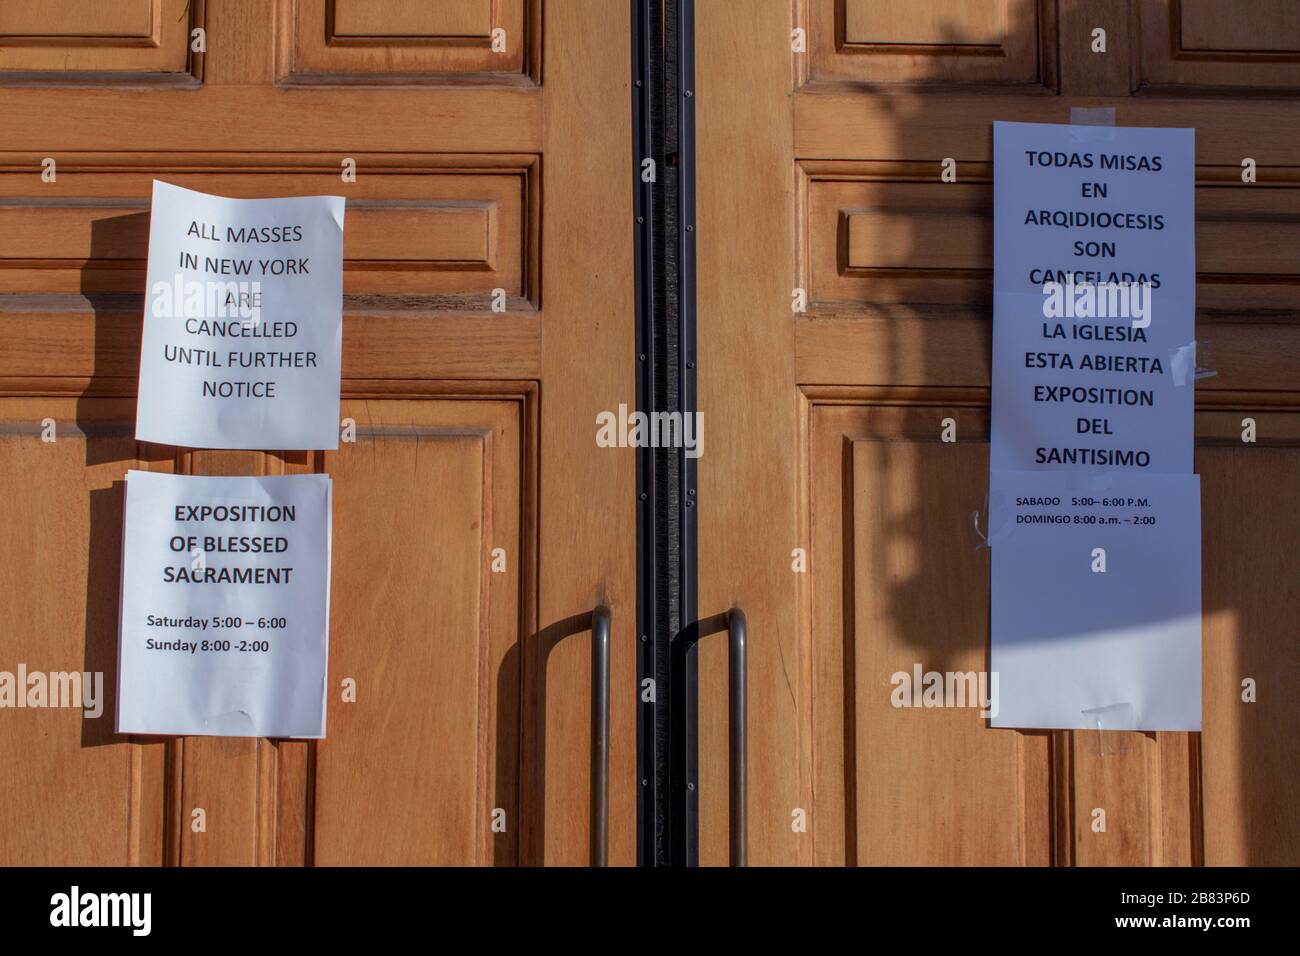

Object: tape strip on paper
[1069,106,1117,127]
[1081,702,1138,756]
[1170,340,1217,385]
[973,486,1016,550]
[1069,106,1117,144]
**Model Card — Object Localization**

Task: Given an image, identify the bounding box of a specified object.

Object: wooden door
[0,0,634,866]
[696,0,1299,865]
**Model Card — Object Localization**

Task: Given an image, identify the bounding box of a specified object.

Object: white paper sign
[992,122,1195,474]
[117,470,332,738]
[989,122,1201,732]
[135,181,345,450]
[988,470,1201,731]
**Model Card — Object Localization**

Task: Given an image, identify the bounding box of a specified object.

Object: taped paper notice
[989,121,1202,732]
[116,470,332,738]
[988,470,1201,731]
[991,122,1196,474]
[135,181,345,450]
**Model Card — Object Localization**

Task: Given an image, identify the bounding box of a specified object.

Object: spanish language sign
[135,181,345,450]
[991,121,1196,474]
[116,470,332,738]
[987,470,1202,731]
[989,122,1201,731]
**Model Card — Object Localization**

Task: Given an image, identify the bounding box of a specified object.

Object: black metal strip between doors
[633,0,698,866]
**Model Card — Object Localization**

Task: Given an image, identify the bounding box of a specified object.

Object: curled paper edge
[1169,340,1197,386]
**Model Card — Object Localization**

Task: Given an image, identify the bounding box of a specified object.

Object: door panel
[807,402,1051,866]
[0,398,169,866]
[1140,0,1300,87]
[1198,412,1300,865]
[316,396,528,866]
[0,0,194,77]
[806,0,1051,85]
[698,0,1300,865]
[281,0,536,82]
[0,161,538,297]
[0,0,632,866]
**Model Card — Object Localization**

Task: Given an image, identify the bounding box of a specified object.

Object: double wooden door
[0,0,634,865]
[695,0,1298,865]
[2,0,1297,869]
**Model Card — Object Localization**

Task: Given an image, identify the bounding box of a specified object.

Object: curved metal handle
[728,607,747,867]
[591,605,611,867]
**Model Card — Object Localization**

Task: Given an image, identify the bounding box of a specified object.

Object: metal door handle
[727,607,747,866]
[667,606,748,866]
[592,605,611,866]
